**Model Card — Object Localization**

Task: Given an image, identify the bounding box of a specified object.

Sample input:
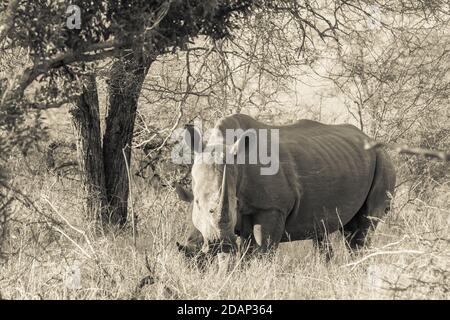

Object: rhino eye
[209,209,214,213]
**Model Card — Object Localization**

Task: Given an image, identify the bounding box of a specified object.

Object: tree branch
[365,140,450,161]
[1,39,128,107]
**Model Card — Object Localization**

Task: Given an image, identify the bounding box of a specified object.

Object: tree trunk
[71,74,108,227]
[103,49,152,226]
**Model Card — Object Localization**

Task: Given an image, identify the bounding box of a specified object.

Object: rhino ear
[230,129,258,157]
[184,125,202,153]
[175,183,194,202]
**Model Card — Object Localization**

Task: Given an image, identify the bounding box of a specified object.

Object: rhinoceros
[175,114,396,265]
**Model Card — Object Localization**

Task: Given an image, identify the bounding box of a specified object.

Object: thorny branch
[365,140,450,162]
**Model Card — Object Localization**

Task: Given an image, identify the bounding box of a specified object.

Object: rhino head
[175,126,255,271]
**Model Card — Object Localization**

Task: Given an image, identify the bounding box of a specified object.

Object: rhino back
[232,118,377,240]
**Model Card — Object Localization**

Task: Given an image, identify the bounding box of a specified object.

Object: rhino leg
[236,214,258,257]
[251,210,286,254]
[342,205,374,251]
[342,149,396,251]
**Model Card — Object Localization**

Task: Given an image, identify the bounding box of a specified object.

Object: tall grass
[0,150,448,300]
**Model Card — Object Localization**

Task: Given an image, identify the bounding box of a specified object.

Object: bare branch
[344,249,425,271]
[365,140,450,161]
[27,96,78,110]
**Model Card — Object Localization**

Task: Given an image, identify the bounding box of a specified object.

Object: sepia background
[0,0,449,299]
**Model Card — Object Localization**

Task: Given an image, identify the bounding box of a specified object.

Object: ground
[1,151,448,300]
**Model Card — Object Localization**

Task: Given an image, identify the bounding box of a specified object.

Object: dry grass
[0,152,448,300]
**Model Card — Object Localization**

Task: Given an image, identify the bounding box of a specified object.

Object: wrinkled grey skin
[176,114,396,266]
